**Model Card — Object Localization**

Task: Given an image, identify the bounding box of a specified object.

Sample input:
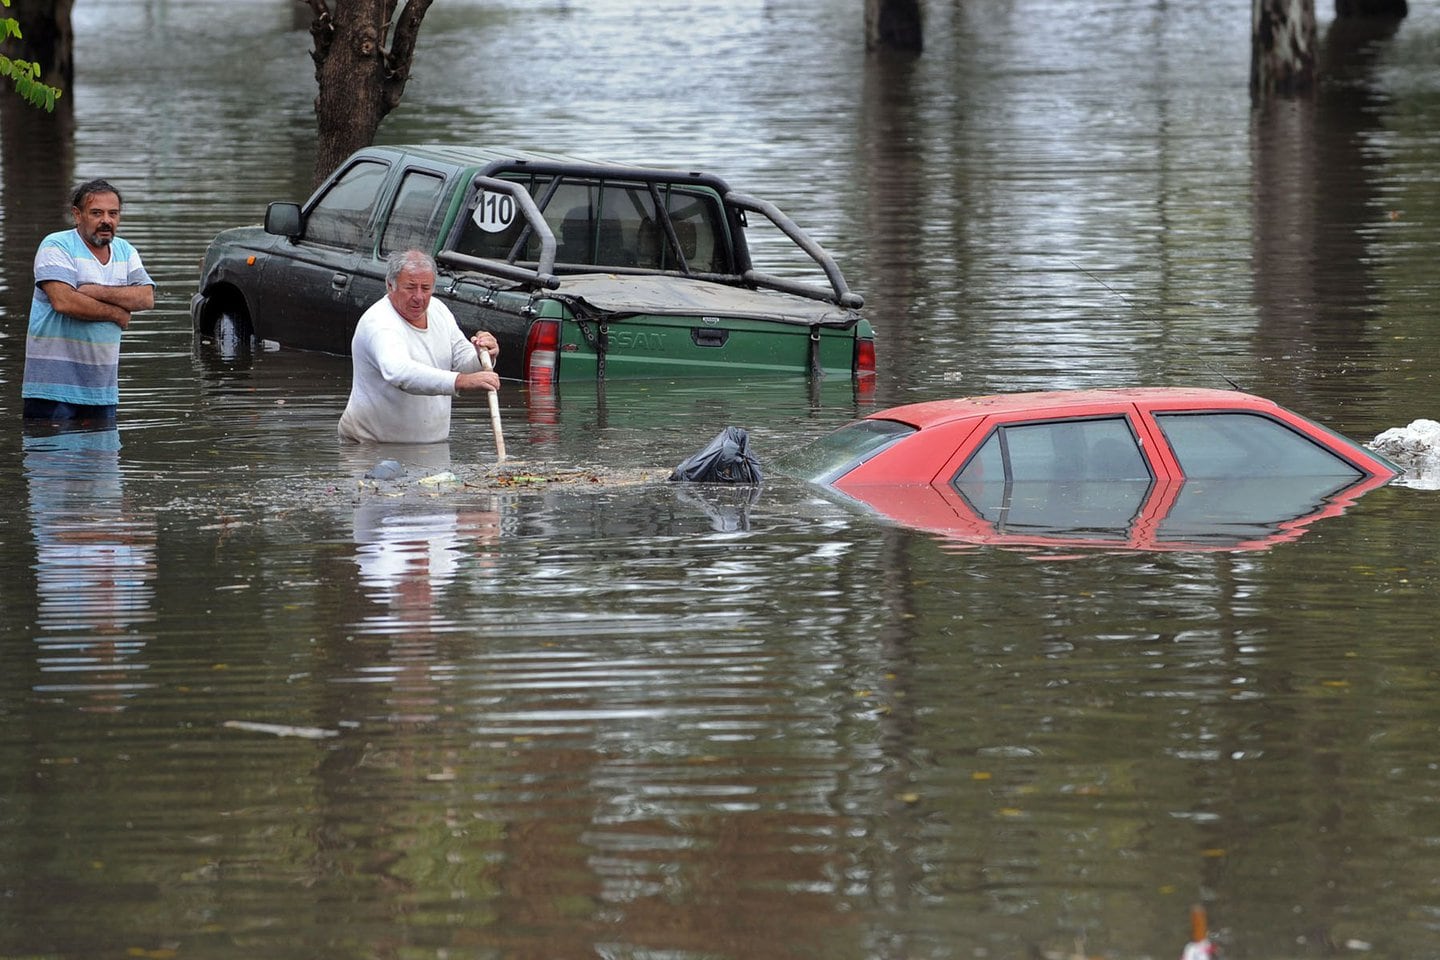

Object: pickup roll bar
[439,173,865,311]
[724,192,865,310]
[437,176,561,290]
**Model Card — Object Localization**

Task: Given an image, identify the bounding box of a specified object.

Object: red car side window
[952,418,1152,537]
[954,417,1149,484]
[1155,412,1363,478]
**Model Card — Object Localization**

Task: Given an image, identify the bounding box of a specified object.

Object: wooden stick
[478,349,507,461]
[1190,904,1207,944]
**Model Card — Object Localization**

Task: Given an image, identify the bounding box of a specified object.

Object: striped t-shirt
[22,229,155,407]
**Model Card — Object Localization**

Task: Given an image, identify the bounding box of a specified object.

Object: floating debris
[489,470,601,487]
[417,471,460,486]
[223,720,340,740]
[1370,419,1440,489]
[1371,418,1440,464]
[464,464,666,491]
[364,459,407,480]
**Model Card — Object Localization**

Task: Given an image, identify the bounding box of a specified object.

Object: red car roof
[867,387,1276,430]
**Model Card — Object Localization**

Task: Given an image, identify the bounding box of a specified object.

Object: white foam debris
[1370,419,1440,489]
[224,720,340,740]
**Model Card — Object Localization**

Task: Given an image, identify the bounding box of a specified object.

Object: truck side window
[379,171,446,257]
[305,160,389,250]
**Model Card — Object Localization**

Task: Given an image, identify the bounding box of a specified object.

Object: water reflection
[843,474,1391,556]
[338,439,456,485]
[350,499,501,726]
[671,483,761,533]
[1247,15,1404,411]
[3,0,1440,956]
[22,426,156,710]
[343,438,505,726]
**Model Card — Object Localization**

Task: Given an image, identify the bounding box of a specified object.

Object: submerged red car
[778,387,1399,552]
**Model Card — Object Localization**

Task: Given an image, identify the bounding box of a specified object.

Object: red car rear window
[777,419,915,484]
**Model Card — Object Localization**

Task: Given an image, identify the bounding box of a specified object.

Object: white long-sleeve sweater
[337,296,483,444]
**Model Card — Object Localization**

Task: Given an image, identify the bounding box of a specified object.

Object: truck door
[250,158,389,352]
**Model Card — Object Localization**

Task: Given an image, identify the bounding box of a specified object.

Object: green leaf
[1,13,64,111]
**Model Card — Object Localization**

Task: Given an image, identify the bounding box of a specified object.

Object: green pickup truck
[191,145,875,384]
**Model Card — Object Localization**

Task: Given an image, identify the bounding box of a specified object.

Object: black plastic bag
[668,426,763,484]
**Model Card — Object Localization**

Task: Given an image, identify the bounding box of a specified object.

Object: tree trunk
[0,92,75,312]
[1251,0,1317,97]
[865,0,922,53]
[3,0,74,92]
[306,0,433,187]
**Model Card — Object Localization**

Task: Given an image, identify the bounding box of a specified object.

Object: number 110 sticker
[472,191,517,233]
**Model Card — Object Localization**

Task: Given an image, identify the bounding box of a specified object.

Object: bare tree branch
[304,0,334,65]
[386,0,432,77]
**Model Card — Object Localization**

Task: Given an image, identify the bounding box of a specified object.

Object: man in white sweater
[338,249,501,444]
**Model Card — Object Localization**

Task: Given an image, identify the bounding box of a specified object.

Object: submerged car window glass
[1156,476,1356,546]
[955,417,1148,485]
[378,171,446,257]
[984,480,1151,540]
[952,432,1007,514]
[774,419,915,483]
[1156,412,1363,478]
[627,187,667,269]
[953,421,1150,537]
[305,160,389,249]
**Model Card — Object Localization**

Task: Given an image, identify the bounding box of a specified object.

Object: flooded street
[3,0,1440,957]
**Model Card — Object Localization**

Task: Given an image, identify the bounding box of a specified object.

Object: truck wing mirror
[264,202,303,239]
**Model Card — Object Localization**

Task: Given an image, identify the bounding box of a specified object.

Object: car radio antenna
[1069,260,1245,392]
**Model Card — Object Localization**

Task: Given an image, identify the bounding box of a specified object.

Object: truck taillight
[855,337,877,397]
[524,319,560,385]
[855,337,876,376]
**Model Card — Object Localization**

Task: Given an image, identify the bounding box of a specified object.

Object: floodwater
[2,0,1439,957]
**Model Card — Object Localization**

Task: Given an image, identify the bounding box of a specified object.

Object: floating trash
[1371,419,1440,489]
[364,459,406,480]
[417,471,460,486]
[669,426,763,484]
[223,720,339,740]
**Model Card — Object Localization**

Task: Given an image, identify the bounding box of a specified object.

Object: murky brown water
[3,0,1440,957]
